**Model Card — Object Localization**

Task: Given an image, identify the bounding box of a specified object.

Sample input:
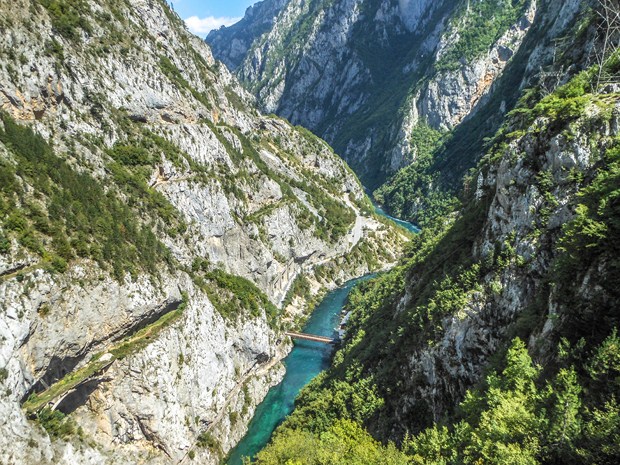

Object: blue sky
[168,1,259,36]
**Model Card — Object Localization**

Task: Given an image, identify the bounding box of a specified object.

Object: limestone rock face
[398,0,436,31]
[418,1,537,131]
[206,0,290,71]
[391,99,620,430]
[207,0,543,183]
[0,0,406,463]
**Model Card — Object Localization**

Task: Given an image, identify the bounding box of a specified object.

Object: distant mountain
[207,0,541,192]
[206,0,289,70]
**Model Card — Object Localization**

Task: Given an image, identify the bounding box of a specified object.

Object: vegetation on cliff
[373,122,459,229]
[435,0,529,72]
[253,64,620,464]
[0,112,175,280]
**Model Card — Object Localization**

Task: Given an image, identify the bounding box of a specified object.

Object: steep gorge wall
[0,0,406,463]
[249,45,620,462]
[390,91,620,429]
[207,0,538,186]
[374,0,590,226]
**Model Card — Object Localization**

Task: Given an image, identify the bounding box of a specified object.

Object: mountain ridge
[207,0,539,190]
[250,28,620,465]
[0,1,406,463]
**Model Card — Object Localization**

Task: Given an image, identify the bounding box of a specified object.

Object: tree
[577,400,620,463]
[545,368,582,461]
[457,339,544,464]
[593,0,620,91]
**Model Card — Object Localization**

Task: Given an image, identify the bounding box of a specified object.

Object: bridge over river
[284,331,336,344]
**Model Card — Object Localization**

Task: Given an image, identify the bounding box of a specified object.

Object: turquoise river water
[225,275,373,465]
[226,203,418,464]
[372,203,420,234]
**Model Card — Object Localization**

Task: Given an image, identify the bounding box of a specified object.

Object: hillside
[240,2,620,463]
[207,0,533,188]
[0,1,406,464]
[2,0,619,464]
[208,0,592,230]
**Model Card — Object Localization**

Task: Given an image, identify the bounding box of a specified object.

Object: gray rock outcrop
[0,0,406,463]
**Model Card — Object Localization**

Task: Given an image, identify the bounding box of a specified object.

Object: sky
[168,1,259,37]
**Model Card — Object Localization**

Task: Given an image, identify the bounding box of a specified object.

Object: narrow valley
[1,0,619,464]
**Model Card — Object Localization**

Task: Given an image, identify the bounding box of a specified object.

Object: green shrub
[37,0,93,41]
[5,211,28,233]
[38,305,51,317]
[197,431,220,451]
[49,255,68,273]
[201,269,279,325]
[255,419,408,465]
[37,407,76,438]
[44,39,65,61]
[18,229,43,254]
[282,274,312,308]
[507,70,596,131]
[0,232,10,254]
[0,112,175,279]
[108,144,153,166]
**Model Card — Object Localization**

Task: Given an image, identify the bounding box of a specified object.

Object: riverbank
[225,275,375,465]
[224,200,420,464]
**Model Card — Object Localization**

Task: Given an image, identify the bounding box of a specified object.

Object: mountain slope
[375,0,592,226]
[0,1,406,464]
[248,4,620,462]
[207,0,540,190]
[205,0,289,71]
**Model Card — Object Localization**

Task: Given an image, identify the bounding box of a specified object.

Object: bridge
[285,331,336,344]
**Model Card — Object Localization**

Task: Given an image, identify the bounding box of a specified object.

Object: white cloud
[184,15,241,36]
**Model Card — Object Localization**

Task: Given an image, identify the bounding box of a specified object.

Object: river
[371,201,421,234]
[225,275,373,465]
[225,202,417,465]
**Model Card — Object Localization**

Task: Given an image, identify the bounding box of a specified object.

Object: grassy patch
[0,112,176,281]
[23,354,111,415]
[196,269,280,326]
[110,299,186,360]
[36,0,93,41]
[23,294,187,415]
[197,431,221,454]
[37,407,79,438]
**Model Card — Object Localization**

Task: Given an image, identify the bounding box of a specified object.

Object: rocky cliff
[207,0,538,188]
[377,74,620,432]
[246,1,620,460]
[0,1,406,464]
[374,0,591,226]
[205,0,290,71]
